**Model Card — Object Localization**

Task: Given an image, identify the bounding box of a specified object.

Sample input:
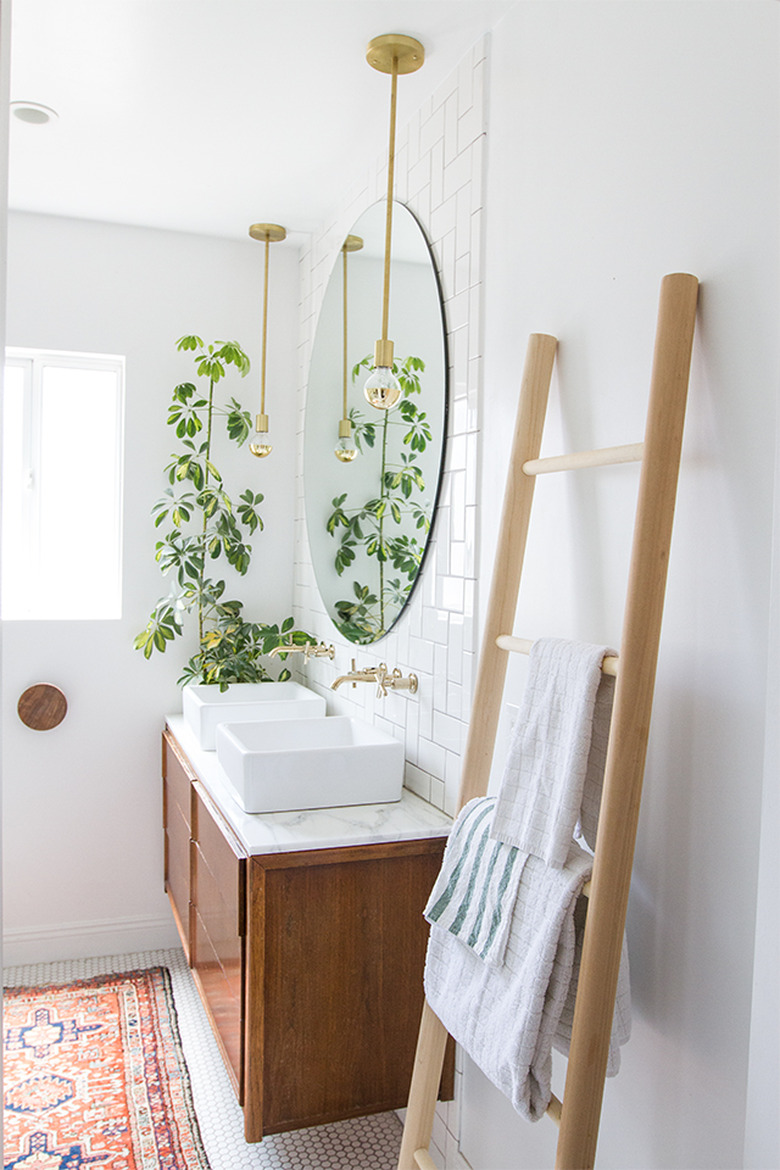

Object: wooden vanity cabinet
[161,728,453,1143]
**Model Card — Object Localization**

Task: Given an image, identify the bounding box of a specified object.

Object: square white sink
[182,681,327,750]
[215,716,404,813]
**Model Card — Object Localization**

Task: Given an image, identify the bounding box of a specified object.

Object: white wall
[2,212,299,962]
[471,4,779,1170]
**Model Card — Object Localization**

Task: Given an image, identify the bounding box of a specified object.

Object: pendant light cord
[342,244,349,420]
[260,235,270,414]
[380,56,398,345]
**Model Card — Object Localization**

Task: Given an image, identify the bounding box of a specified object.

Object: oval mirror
[304,201,448,644]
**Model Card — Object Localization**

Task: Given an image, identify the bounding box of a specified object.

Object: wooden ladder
[397,272,699,1170]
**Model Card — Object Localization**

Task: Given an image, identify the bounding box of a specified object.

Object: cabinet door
[162,731,194,959]
[244,840,449,1140]
[191,782,247,1102]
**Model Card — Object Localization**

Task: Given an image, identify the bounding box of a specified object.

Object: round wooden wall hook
[17,684,68,731]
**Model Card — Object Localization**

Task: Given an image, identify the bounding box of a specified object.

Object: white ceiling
[8,0,515,245]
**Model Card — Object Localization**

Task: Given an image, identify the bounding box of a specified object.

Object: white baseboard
[2,913,181,968]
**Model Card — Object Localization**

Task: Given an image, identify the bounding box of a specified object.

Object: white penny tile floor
[4,946,404,1169]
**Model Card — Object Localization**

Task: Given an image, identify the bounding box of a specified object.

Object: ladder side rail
[397,331,558,1170]
[555,273,699,1170]
[397,1000,452,1170]
[458,332,558,810]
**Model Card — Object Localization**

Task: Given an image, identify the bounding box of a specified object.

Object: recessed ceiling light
[10,101,58,125]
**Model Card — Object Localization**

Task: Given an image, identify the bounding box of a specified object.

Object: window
[2,348,125,620]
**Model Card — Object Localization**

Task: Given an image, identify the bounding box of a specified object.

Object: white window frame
[2,346,125,620]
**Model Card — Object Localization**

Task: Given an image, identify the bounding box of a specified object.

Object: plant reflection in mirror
[134,335,314,688]
[326,355,431,643]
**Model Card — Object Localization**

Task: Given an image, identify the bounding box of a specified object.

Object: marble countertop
[166,715,452,856]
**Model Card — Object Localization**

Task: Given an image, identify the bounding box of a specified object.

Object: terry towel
[424,816,632,1122]
[424,797,525,967]
[490,638,616,865]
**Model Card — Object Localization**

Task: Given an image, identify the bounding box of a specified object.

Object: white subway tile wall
[293,39,487,827]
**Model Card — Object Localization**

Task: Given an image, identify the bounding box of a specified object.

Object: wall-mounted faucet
[269,640,335,662]
[331,659,418,699]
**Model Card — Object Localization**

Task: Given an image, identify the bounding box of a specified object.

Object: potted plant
[134,335,314,688]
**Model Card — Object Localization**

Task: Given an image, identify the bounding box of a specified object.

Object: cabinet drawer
[192,784,245,936]
[193,841,245,968]
[164,799,191,958]
[163,731,194,827]
[192,906,244,1099]
[190,783,247,1103]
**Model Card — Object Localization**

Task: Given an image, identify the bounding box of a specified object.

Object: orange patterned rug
[3,967,210,1169]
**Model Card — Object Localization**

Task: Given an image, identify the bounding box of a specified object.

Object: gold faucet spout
[330,660,418,695]
[331,659,382,690]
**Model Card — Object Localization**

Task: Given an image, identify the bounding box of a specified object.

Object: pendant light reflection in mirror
[363,33,424,412]
[248,222,286,457]
[335,235,363,463]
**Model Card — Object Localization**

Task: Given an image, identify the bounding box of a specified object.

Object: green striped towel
[424,796,525,967]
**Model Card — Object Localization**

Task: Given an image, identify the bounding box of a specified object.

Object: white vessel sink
[215,716,405,813]
[182,681,327,750]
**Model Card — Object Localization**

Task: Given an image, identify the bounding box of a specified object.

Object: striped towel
[424,797,525,967]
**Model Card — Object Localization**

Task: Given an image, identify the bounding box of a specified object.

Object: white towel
[424,797,525,967]
[490,638,615,865]
[424,831,632,1123]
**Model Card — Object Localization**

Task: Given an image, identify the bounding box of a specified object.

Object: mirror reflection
[304,201,447,644]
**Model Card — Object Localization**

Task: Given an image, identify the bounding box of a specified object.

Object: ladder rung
[495,635,619,677]
[522,442,644,476]
[546,1092,563,1125]
[413,1149,439,1170]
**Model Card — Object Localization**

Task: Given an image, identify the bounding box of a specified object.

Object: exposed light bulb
[335,417,358,462]
[363,365,401,411]
[249,413,272,458]
[335,433,358,462]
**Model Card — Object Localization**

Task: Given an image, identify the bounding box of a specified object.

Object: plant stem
[198,375,215,673]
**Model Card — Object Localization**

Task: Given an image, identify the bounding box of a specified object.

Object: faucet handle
[375,663,389,698]
[384,667,419,695]
[304,641,335,661]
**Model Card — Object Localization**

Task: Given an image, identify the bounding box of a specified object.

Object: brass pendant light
[248,222,286,457]
[334,233,363,462]
[363,33,424,411]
